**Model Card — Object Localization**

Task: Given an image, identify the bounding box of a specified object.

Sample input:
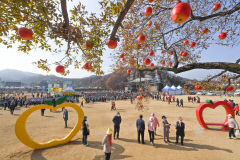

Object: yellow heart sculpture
[15,103,84,149]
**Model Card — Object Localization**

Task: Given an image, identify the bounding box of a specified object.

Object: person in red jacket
[234,104,239,116]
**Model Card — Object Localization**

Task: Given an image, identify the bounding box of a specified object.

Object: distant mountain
[0,69,191,89]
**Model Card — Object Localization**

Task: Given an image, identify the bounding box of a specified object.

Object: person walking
[148,117,155,145]
[175,117,185,145]
[82,116,89,145]
[41,108,45,116]
[151,113,159,135]
[225,114,239,140]
[63,109,68,128]
[112,112,122,139]
[180,99,183,107]
[176,98,179,107]
[162,115,171,143]
[234,104,239,116]
[102,128,113,160]
[136,114,145,144]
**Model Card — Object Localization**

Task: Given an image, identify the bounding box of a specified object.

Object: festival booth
[162,85,184,95]
[62,87,75,95]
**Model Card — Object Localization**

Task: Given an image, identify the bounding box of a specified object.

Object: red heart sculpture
[196,101,235,130]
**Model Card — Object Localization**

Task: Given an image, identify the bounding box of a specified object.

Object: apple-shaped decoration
[161,60,165,65]
[138,34,146,43]
[171,2,191,24]
[181,52,188,57]
[120,54,124,58]
[83,62,92,71]
[127,69,132,74]
[190,42,196,47]
[168,62,173,67]
[213,3,221,11]
[147,21,152,27]
[202,28,209,34]
[183,40,189,45]
[56,65,65,74]
[195,85,202,90]
[226,85,234,92]
[85,40,93,50]
[150,63,154,67]
[136,44,141,49]
[144,58,151,65]
[161,50,164,54]
[218,32,227,40]
[144,7,152,17]
[169,52,174,55]
[149,50,154,56]
[107,39,117,49]
[18,27,34,40]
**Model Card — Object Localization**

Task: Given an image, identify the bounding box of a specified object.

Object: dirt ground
[0,95,240,160]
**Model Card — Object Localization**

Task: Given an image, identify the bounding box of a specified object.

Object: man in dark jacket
[136,114,145,144]
[63,109,68,128]
[112,112,122,139]
[82,116,89,146]
[175,117,185,145]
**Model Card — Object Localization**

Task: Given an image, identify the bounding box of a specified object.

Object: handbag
[87,129,90,135]
[235,129,239,136]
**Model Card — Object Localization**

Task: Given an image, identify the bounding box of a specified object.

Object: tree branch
[60,0,69,27]
[110,0,135,41]
[141,62,240,75]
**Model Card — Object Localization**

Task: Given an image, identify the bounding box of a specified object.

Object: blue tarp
[62,87,75,92]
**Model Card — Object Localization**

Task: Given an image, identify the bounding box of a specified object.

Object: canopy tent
[162,85,184,95]
[177,85,182,89]
[62,87,75,95]
[162,85,173,92]
[171,85,178,91]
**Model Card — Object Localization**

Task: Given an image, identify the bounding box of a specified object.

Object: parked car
[206,92,216,96]
[196,92,205,95]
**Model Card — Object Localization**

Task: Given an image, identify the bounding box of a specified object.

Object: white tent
[171,85,177,91]
[177,85,182,89]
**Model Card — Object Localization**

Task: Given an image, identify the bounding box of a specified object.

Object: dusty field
[0,95,240,160]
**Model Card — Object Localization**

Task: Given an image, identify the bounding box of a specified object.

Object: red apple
[83,62,92,71]
[107,39,117,49]
[164,43,167,47]
[144,58,151,65]
[144,7,152,17]
[171,2,191,24]
[213,3,221,11]
[181,52,188,57]
[127,69,132,74]
[149,50,154,56]
[168,62,173,67]
[150,63,154,67]
[202,28,209,34]
[161,60,165,65]
[122,57,126,62]
[85,40,93,50]
[56,65,65,74]
[120,54,124,58]
[179,51,183,56]
[183,40,189,45]
[169,52,174,55]
[161,50,164,54]
[138,34,146,43]
[18,27,33,40]
[226,85,234,92]
[190,42,196,48]
[148,0,154,2]
[218,32,227,40]
[147,21,152,27]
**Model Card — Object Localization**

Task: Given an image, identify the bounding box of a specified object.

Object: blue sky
[0,0,238,80]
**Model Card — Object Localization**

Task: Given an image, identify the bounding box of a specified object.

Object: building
[5,81,22,88]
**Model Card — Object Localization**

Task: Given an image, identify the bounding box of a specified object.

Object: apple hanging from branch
[107,39,117,49]
[171,2,191,24]
[18,27,34,40]
[56,65,65,74]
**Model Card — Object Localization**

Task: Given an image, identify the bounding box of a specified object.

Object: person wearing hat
[162,115,171,143]
[148,117,155,145]
[112,112,122,139]
[102,128,113,160]
[136,114,145,144]
[225,114,239,139]
[82,116,89,145]
[175,117,185,145]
